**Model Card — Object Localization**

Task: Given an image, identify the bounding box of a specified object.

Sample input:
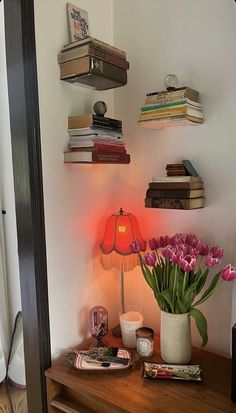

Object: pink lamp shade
[100,208,146,271]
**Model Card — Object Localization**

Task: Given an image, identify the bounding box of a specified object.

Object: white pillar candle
[119,311,143,348]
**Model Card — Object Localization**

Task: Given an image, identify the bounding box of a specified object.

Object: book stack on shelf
[145,160,205,210]
[64,113,130,164]
[138,86,204,129]
[58,37,129,90]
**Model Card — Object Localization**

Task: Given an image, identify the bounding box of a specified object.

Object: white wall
[0,1,21,327]
[113,0,236,356]
[34,0,236,357]
[34,0,126,357]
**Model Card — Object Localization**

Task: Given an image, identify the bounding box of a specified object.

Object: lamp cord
[120,261,125,314]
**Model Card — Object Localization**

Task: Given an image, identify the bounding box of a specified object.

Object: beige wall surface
[34,0,121,357]
[113,0,236,356]
[34,0,236,357]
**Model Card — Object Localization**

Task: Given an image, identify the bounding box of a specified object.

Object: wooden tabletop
[45,333,236,413]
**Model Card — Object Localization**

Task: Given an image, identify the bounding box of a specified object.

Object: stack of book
[166,163,188,176]
[145,161,204,210]
[166,160,199,177]
[138,87,204,129]
[58,37,129,90]
[64,114,131,164]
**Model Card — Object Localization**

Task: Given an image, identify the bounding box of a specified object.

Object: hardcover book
[64,150,130,164]
[69,145,126,153]
[183,160,199,177]
[152,176,201,183]
[146,188,204,199]
[58,45,129,69]
[145,197,205,210]
[62,37,126,59]
[60,56,127,90]
[148,181,204,190]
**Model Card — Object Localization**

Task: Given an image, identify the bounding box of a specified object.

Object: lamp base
[111,324,122,337]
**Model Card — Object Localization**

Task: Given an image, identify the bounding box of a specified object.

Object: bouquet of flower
[130,233,236,347]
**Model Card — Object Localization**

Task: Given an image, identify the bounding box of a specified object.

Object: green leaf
[152,268,160,293]
[193,273,221,307]
[155,264,164,292]
[177,276,184,302]
[154,292,170,312]
[139,258,156,291]
[168,265,176,297]
[183,284,198,311]
[190,308,208,347]
[196,268,209,294]
[177,297,188,314]
[159,289,174,313]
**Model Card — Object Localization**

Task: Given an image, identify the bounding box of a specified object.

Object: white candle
[119,311,143,348]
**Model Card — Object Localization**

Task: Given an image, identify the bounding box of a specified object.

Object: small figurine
[93,101,107,117]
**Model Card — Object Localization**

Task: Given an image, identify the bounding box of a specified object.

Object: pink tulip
[198,242,210,256]
[179,254,197,272]
[186,234,198,247]
[129,240,142,254]
[162,246,175,260]
[143,252,156,266]
[170,249,183,264]
[205,255,221,268]
[159,236,171,248]
[221,264,236,281]
[210,247,224,259]
[149,238,159,250]
[205,247,224,268]
[171,233,186,246]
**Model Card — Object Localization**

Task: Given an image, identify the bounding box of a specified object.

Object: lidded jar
[136,327,154,357]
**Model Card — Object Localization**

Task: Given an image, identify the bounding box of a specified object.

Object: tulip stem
[182,271,188,296]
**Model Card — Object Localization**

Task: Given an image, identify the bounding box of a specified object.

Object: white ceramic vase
[160,310,191,364]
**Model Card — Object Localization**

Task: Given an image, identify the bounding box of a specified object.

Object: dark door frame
[4,0,51,412]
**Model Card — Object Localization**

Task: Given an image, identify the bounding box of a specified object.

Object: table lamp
[100,208,146,335]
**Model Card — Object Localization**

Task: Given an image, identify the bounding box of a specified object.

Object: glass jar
[136,327,154,357]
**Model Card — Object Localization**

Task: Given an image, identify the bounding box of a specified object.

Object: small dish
[142,362,202,381]
[73,349,131,371]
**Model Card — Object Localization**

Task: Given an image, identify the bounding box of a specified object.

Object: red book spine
[70,144,126,153]
[91,152,130,163]
[89,46,129,70]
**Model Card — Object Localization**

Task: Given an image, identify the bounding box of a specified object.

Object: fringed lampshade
[100,208,146,317]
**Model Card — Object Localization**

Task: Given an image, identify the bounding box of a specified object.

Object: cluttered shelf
[138,75,204,129]
[60,4,130,164]
[58,4,129,90]
[64,101,131,165]
[45,332,234,413]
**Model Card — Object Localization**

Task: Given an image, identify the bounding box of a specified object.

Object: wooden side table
[45,333,235,413]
